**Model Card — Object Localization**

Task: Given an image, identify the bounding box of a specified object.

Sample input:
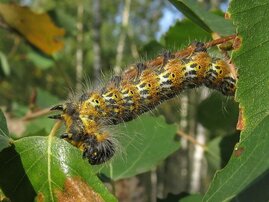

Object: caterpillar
[50,41,237,165]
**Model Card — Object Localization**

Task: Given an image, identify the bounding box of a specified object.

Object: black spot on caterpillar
[50,42,237,165]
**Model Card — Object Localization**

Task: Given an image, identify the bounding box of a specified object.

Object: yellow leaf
[0,3,65,55]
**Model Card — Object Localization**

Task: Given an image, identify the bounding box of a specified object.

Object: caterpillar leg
[60,133,71,139]
[48,114,62,120]
[50,104,64,111]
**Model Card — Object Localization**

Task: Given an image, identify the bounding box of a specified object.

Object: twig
[22,108,51,121]
[176,130,206,149]
[175,34,237,58]
[205,34,237,49]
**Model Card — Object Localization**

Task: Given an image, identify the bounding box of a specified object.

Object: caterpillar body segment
[51,43,237,165]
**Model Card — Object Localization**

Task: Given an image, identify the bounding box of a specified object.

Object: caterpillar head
[82,135,115,165]
[50,103,116,165]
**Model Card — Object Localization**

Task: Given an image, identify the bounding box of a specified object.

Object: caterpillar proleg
[50,41,237,165]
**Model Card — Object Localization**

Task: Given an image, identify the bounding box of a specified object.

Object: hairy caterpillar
[50,41,237,165]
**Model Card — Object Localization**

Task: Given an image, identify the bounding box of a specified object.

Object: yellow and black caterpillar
[50,42,237,165]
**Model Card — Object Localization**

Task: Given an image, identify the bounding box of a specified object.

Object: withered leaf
[0,3,65,55]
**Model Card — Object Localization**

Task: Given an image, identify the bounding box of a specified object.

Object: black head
[82,135,115,165]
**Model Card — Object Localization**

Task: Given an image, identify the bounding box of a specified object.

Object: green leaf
[169,0,235,35]
[96,115,179,180]
[0,51,10,76]
[164,20,211,49]
[179,194,203,202]
[206,134,239,170]
[203,0,269,201]
[204,118,269,201]
[197,93,238,134]
[11,102,30,118]
[0,110,11,152]
[0,136,116,202]
[54,9,77,35]
[232,171,269,202]
[27,52,55,70]
[36,88,60,108]
[139,40,164,59]
[23,117,55,137]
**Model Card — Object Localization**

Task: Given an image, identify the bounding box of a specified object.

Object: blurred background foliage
[0,0,240,201]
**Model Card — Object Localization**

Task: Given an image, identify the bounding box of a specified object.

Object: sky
[157,4,183,39]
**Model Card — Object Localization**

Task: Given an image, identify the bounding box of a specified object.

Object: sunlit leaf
[0,135,116,202]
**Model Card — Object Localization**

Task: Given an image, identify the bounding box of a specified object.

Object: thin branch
[205,34,237,49]
[177,130,206,149]
[22,108,51,121]
[175,34,237,58]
